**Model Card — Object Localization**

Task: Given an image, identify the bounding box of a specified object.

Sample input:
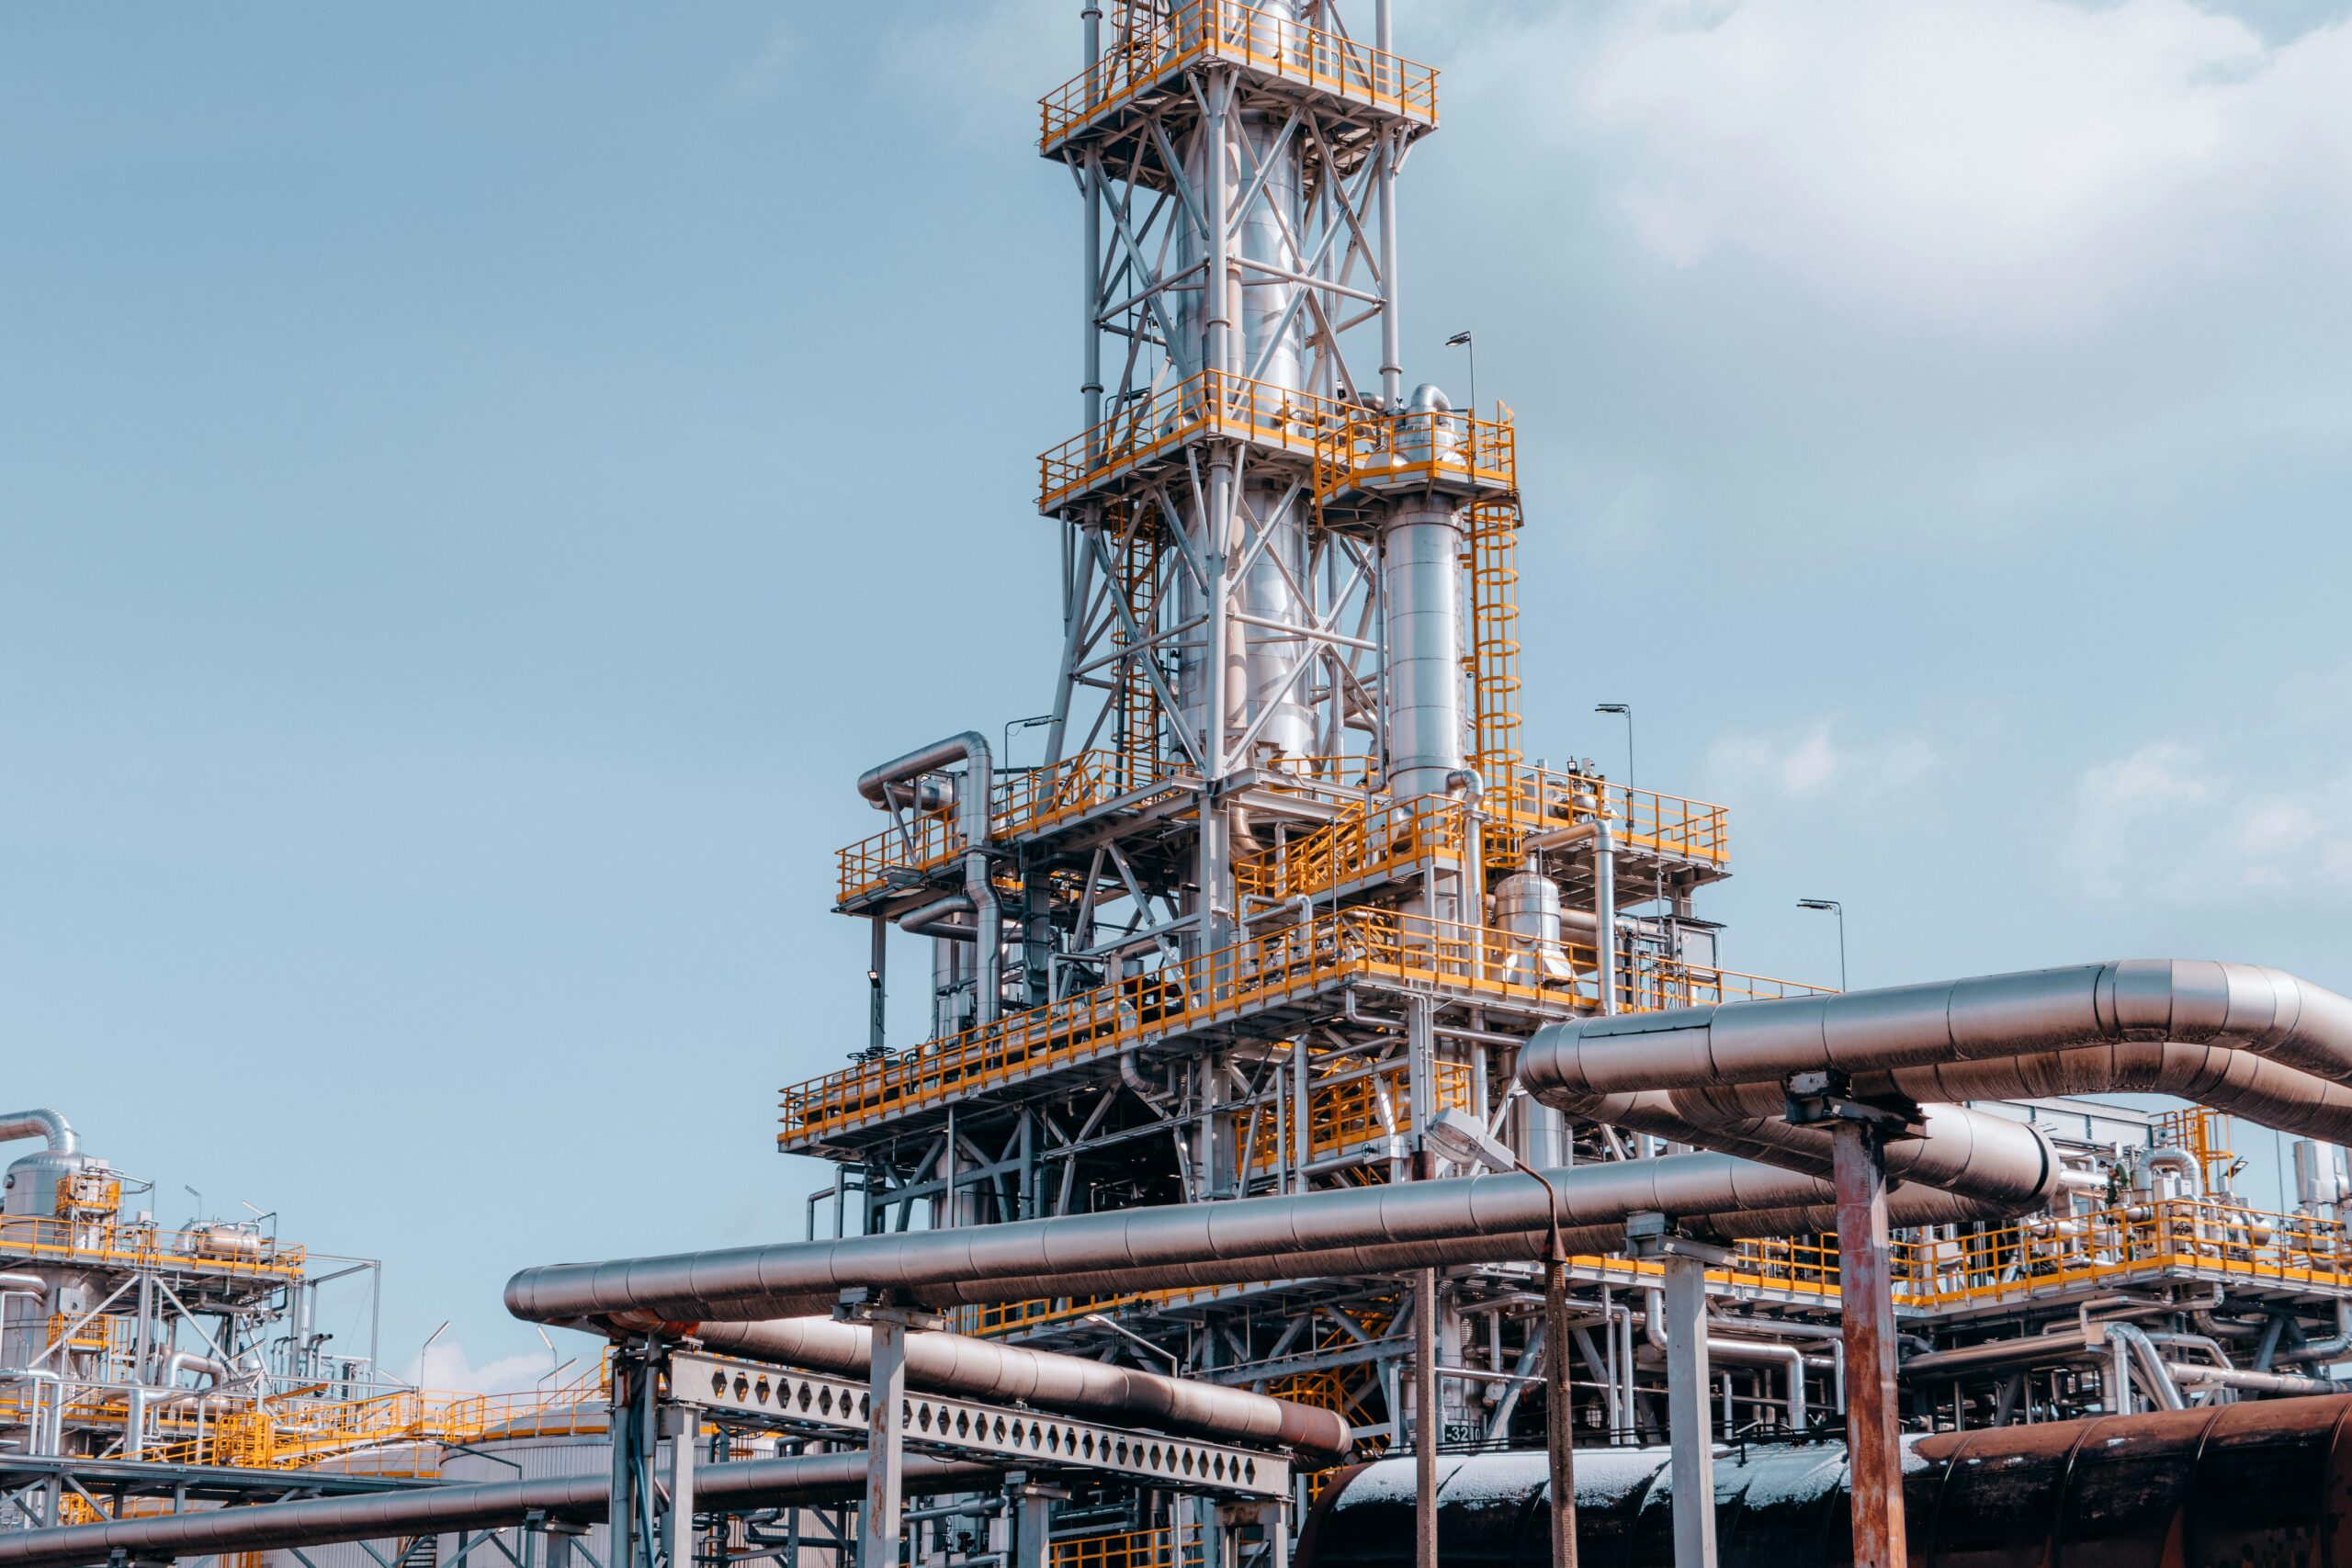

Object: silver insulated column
[1171,1,1317,770]
[1380,488,1466,801]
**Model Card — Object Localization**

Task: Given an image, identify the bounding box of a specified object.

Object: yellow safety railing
[137,1362,611,1472]
[780,907,1824,1149]
[837,750,1188,905]
[1040,370,1350,513]
[0,1215,305,1280]
[2153,1105,2236,1196]
[1485,766,1731,871]
[1314,403,1516,507]
[1235,795,1470,904]
[1038,0,1438,152]
[1891,1197,2352,1308]
[1237,1058,1473,1175]
[1054,1526,1205,1568]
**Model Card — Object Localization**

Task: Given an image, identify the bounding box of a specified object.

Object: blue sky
[4,1,2349,1386]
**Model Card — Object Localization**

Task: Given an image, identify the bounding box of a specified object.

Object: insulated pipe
[857,731,998,1024]
[2165,1362,2337,1396]
[2106,1324,2187,1411]
[0,1111,74,1155]
[506,1135,2058,1331]
[1901,1331,2095,1377]
[1639,1043,2352,1156]
[1640,1292,1809,1428]
[1521,961,2352,1100]
[899,893,981,942]
[0,1450,998,1568]
[155,1349,232,1388]
[691,1318,1351,1467]
[2146,1146,2204,1199]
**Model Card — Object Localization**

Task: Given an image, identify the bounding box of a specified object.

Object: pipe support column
[1543,1258,1577,1568]
[1662,1256,1715,1568]
[1834,1123,1905,1568]
[662,1407,695,1568]
[864,1315,912,1568]
[1415,1265,1439,1568]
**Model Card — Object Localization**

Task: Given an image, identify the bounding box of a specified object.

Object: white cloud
[2062,739,2352,901]
[1455,0,2352,324]
[406,1338,564,1395]
[1705,714,1938,802]
[730,22,799,103]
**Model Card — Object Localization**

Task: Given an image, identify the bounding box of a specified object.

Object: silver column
[1379,498,1465,801]
[864,1317,910,1568]
[1661,1255,1716,1568]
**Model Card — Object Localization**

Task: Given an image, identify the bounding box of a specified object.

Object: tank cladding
[1378,387,1468,802]
[1298,1397,2352,1568]
[1492,861,1571,986]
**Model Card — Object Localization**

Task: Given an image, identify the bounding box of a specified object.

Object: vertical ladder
[1466,497,1524,875]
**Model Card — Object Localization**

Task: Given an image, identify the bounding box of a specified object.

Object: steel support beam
[1411,1264,1439,1568]
[1835,1122,1905,1568]
[1661,1256,1714,1568]
[863,1315,911,1568]
[1542,1257,1577,1568]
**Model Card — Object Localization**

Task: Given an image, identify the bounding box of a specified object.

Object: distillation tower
[779,0,2352,1515]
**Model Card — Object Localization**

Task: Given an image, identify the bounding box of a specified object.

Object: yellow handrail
[1038,0,1438,152]
[1039,369,1351,512]
[780,907,1824,1149]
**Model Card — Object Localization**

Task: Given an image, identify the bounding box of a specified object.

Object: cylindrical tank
[3,1148,101,1217]
[1298,1396,2352,1568]
[1379,491,1466,801]
[1493,865,1571,986]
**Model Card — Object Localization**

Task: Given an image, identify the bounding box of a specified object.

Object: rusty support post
[1412,1138,1440,1568]
[1543,1254,1577,1568]
[1835,1121,1904,1568]
[1415,1267,1439,1568]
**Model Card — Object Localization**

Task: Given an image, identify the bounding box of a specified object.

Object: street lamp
[1002,713,1055,773]
[417,1320,450,1389]
[1444,331,1476,417]
[1082,1313,1182,1374]
[1593,704,1633,795]
[1797,898,1847,991]
[1423,1109,1577,1568]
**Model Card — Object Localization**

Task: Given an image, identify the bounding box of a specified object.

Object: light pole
[417,1320,450,1389]
[1082,1313,1182,1374]
[1445,331,1476,417]
[1002,713,1055,773]
[1423,1109,1577,1568]
[1594,703,1633,795]
[1797,897,1847,990]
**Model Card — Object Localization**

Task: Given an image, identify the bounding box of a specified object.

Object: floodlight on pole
[1594,704,1634,795]
[1444,331,1476,417]
[1797,897,1848,991]
[1422,1109,1578,1568]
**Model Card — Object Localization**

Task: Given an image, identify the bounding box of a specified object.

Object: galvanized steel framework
[767,7,2352,1568]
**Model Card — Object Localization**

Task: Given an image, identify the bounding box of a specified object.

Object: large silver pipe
[1522,960,2352,1100]
[0,1450,996,1568]
[2166,1362,2336,1396]
[0,1111,74,1155]
[856,732,999,1024]
[1574,1037,2352,1156]
[506,1132,2057,1331]
[1378,491,1464,801]
[899,892,980,942]
[694,1318,1349,1466]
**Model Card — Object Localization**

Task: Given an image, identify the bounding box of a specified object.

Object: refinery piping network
[12,7,2352,1568]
